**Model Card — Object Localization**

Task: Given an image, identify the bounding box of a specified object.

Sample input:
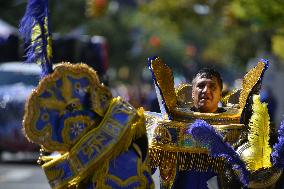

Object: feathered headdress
[19,0,53,77]
[189,119,249,186]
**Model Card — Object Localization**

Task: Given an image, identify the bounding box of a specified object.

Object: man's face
[192,75,222,113]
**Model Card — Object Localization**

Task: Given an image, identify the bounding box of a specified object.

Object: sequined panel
[149,57,177,114]
[239,60,266,110]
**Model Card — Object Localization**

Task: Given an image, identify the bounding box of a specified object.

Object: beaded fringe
[149,146,225,173]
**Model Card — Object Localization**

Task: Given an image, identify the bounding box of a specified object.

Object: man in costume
[146,56,284,189]
[172,68,228,189]
[190,68,224,114]
[153,67,242,189]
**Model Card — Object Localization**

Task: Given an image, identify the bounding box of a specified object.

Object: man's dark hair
[192,68,223,90]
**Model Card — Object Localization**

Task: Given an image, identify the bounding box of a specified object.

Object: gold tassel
[244,95,272,171]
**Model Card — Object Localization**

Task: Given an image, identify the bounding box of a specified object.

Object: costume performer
[146,56,284,189]
[19,0,154,188]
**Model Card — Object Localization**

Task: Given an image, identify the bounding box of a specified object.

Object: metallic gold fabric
[239,60,266,111]
[149,57,177,113]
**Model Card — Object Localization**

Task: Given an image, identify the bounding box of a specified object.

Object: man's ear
[191,85,195,100]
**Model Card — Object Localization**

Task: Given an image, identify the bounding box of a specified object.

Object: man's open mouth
[200,96,210,101]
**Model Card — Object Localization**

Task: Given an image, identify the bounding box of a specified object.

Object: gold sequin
[239,61,265,111]
[150,57,177,114]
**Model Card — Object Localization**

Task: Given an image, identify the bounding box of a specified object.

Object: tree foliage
[131,0,284,76]
[226,0,284,58]
[0,1,26,27]
[2,0,284,81]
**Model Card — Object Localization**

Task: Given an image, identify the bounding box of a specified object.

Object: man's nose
[202,85,210,93]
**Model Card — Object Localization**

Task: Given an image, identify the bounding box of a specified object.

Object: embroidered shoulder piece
[23,63,113,152]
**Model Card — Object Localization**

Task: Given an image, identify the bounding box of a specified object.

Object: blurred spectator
[0,19,19,62]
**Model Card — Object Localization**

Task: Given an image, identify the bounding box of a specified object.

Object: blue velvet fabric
[85,148,154,189]
[34,74,96,145]
[171,170,217,189]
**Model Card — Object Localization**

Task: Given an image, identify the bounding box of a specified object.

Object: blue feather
[189,119,249,186]
[19,0,53,78]
[272,120,284,168]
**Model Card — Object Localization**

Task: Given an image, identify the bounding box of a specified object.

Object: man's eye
[210,85,217,90]
[197,84,205,88]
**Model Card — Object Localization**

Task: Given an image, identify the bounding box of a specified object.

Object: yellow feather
[244,95,272,171]
[45,17,52,60]
[31,23,42,65]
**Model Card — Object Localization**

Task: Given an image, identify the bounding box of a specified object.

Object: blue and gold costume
[146,57,284,189]
[23,63,154,189]
[19,1,154,188]
[18,1,284,188]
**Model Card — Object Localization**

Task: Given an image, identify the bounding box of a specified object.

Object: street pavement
[0,162,160,189]
[0,163,49,189]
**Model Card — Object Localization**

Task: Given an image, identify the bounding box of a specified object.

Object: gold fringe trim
[149,145,224,173]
